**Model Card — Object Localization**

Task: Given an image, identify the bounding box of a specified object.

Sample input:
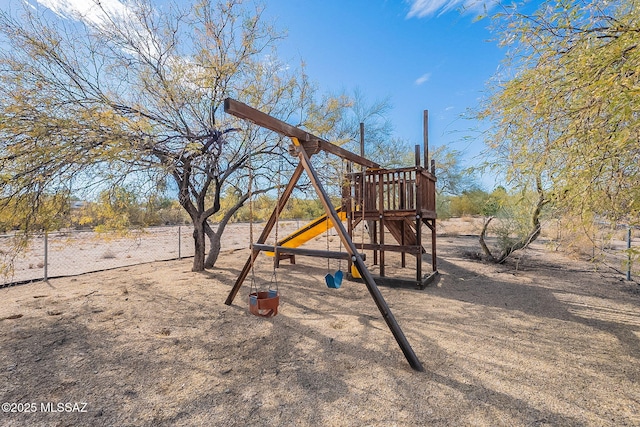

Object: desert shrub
[479,185,550,263]
[448,188,507,218]
[436,195,452,220]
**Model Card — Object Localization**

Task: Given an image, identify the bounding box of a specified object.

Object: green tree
[450,189,491,217]
[431,145,475,197]
[481,0,640,236]
[282,197,324,220]
[91,187,144,232]
[430,145,478,218]
[0,0,333,271]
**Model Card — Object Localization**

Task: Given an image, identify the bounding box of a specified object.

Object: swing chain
[248,142,258,295]
[270,145,283,290]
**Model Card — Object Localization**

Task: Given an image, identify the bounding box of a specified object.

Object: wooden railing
[347,167,436,216]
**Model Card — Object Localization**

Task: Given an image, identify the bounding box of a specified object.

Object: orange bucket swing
[248,289,279,317]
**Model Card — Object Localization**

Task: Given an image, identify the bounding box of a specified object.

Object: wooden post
[415,166,423,285]
[431,219,437,272]
[423,110,429,171]
[416,215,422,286]
[373,220,378,265]
[291,137,424,372]
[400,220,406,268]
[415,144,421,167]
[43,231,48,281]
[627,227,632,281]
[378,174,385,278]
[360,122,365,159]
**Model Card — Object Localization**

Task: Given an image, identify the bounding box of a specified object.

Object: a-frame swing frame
[223,98,424,372]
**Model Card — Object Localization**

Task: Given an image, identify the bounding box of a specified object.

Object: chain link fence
[0,220,636,287]
[1,226,193,286]
[0,221,303,287]
[599,225,640,282]
[541,221,640,281]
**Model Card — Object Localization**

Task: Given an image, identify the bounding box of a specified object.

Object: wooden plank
[420,209,437,219]
[355,243,423,254]
[416,215,422,284]
[427,218,437,272]
[350,274,436,290]
[224,98,379,168]
[251,244,365,261]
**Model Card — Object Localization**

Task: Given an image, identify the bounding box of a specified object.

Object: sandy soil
[1,222,639,426]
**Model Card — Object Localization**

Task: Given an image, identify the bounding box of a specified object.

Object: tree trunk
[192,220,207,271]
[479,217,498,262]
[204,229,222,268]
[202,192,250,269]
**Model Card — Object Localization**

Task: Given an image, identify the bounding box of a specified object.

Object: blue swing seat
[325,270,343,289]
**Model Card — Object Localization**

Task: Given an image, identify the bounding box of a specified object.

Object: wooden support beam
[416,215,422,286]
[224,98,379,168]
[300,140,380,169]
[379,176,385,278]
[355,243,423,254]
[423,110,429,171]
[429,219,437,272]
[252,244,365,261]
[291,137,424,372]
[353,273,438,290]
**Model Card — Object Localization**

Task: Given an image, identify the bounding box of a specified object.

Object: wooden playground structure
[223,98,438,372]
[344,154,437,288]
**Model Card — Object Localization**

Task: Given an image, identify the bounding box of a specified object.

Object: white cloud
[445,106,454,111]
[30,0,162,59]
[415,72,431,85]
[406,0,497,18]
[32,0,131,26]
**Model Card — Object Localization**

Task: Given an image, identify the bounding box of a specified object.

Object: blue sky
[261,1,506,184]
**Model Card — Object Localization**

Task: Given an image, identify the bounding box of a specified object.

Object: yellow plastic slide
[265,207,346,255]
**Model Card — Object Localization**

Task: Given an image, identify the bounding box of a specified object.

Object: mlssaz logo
[41,402,88,413]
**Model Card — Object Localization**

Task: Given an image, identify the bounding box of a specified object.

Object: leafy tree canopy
[481,0,640,228]
[0,0,343,271]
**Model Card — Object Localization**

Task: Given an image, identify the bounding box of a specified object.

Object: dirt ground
[1,221,639,426]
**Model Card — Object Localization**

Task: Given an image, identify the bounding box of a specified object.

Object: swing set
[223,98,438,372]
